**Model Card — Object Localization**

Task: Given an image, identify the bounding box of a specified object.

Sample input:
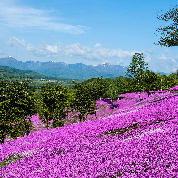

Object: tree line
[1,52,178,143]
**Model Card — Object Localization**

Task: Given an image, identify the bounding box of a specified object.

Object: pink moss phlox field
[168,85,178,91]
[1,88,178,177]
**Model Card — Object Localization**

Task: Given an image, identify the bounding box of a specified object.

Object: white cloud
[7,37,137,60]
[164,49,170,54]
[143,48,155,54]
[0,0,85,34]
[156,54,178,74]
[171,67,178,73]
[174,55,178,61]
[7,37,61,58]
[157,54,177,62]
[0,50,6,55]
[116,59,124,65]
[157,54,167,61]
[64,43,136,60]
[7,37,178,73]
[152,68,157,73]
[171,58,176,63]
[141,48,155,63]
[165,66,177,73]
[144,55,151,63]
[94,43,101,48]
[6,37,26,47]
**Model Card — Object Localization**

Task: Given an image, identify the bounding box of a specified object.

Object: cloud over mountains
[7,37,137,61]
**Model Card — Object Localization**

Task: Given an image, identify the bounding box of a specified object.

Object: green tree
[0,78,37,144]
[104,82,119,105]
[89,77,105,100]
[156,73,178,90]
[155,6,178,47]
[114,76,128,95]
[166,73,178,88]
[39,84,70,129]
[102,78,114,97]
[72,83,97,122]
[123,77,134,93]
[125,53,148,79]
[138,70,158,97]
[125,53,148,100]
[175,69,178,79]
[80,77,106,100]
[153,73,171,91]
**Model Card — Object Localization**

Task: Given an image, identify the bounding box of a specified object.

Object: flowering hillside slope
[0,88,178,177]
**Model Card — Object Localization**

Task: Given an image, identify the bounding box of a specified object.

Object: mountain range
[0,56,169,80]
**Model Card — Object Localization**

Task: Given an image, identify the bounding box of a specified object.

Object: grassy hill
[0,65,82,89]
[0,88,178,177]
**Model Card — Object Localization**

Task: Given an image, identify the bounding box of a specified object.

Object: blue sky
[0,0,177,74]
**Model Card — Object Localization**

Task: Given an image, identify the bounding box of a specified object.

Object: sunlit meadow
[0,87,178,177]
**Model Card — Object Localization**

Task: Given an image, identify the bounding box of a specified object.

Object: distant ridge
[0,57,169,80]
[0,65,71,81]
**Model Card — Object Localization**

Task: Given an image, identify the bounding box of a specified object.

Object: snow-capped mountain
[0,56,127,79]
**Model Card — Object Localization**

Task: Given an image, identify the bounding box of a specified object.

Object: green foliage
[166,73,178,88]
[0,78,37,144]
[102,78,113,90]
[124,77,138,93]
[0,153,23,168]
[80,77,106,100]
[113,76,128,94]
[0,65,56,80]
[80,76,129,103]
[138,70,158,96]
[123,53,178,98]
[81,77,100,85]
[89,77,106,100]
[125,63,178,97]
[155,6,178,47]
[125,53,149,98]
[104,82,119,103]
[72,83,97,122]
[125,53,148,79]
[154,73,178,91]
[82,76,128,103]
[0,65,81,90]
[39,84,71,129]
[101,78,115,99]
[102,78,124,103]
